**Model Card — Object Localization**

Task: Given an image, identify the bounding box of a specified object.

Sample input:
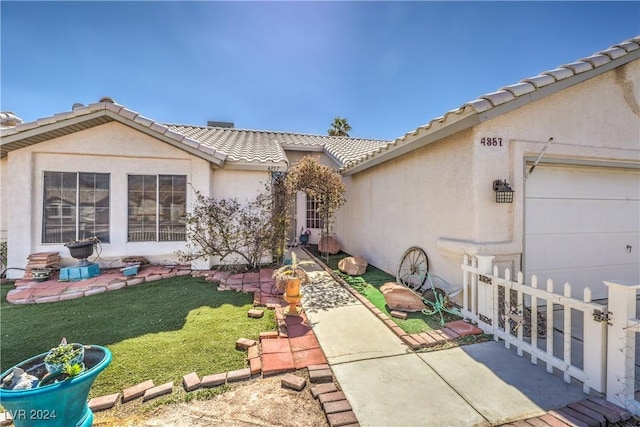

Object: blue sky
[1,1,638,140]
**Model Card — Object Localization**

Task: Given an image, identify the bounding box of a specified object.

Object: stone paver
[247,345,259,360]
[88,393,120,412]
[261,338,291,354]
[445,319,483,336]
[84,287,107,296]
[35,295,60,303]
[289,334,320,352]
[201,372,226,388]
[308,364,331,371]
[293,348,327,369]
[182,372,201,392]
[122,379,154,402]
[323,399,353,414]
[235,338,257,350]
[309,368,333,384]
[281,373,307,391]
[262,351,295,376]
[142,381,173,402]
[259,331,279,340]
[227,368,251,382]
[311,383,338,398]
[106,282,127,291]
[249,357,262,375]
[318,391,346,405]
[327,411,359,427]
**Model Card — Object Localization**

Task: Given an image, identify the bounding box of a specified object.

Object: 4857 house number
[480,137,503,147]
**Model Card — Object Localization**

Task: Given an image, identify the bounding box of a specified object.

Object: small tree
[285,156,346,243]
[177,181,282,269]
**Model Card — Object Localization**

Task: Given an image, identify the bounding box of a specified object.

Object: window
[128,175,186,242]
[306,194,322,229]
[42,172,110,243]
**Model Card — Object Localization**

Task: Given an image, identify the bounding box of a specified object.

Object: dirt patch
[93,373,329,427]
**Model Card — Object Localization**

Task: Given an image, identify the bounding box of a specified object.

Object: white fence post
[475,255,495,334]
[604,280,640,413]
[582,287,607,394]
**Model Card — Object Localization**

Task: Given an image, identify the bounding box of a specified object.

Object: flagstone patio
[4,264,192,304]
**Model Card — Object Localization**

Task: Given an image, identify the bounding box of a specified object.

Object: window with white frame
[42,172,110,243]
[306,194,322,229]
[128,175,186,242]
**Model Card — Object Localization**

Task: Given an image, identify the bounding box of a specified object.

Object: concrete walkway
[298,253,589,426]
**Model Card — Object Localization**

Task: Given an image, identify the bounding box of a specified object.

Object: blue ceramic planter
[0,345,111,427]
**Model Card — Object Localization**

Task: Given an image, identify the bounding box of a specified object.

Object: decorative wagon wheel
[396,246,429,291]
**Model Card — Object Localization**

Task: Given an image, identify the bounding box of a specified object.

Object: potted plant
[272,252,314,316]
[299,228,311,247]
[31,268,52,282]
[64,236,99,265]
[43,338,85,374]
[0,338,112,427]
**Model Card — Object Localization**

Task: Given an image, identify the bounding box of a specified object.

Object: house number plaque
[479,137,503,147]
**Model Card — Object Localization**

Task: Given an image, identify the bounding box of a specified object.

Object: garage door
[525,164,640,300]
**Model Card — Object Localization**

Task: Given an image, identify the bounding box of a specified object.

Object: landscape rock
[318,236,340,255]
[338,256,367,276]
[380,282,427,312]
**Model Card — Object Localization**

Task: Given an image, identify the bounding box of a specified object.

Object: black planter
[64,241,95,265]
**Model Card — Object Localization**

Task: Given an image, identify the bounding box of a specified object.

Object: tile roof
[1,99,387,169]
[341,35,640,175]
[166,124,388,168]
[0,100,227,165]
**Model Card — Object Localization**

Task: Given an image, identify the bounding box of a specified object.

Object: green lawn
[0,276,275,397]
[308,246,460,334]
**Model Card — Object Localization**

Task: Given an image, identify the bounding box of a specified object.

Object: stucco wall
[0,157,7,242]
[335,59,640,292]
[4,122,220,278]
[335,130,475,292]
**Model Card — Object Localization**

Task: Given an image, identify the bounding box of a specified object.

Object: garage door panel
[525,165,640,300]
[526,232,639,271]
[527,167,640,199]
[526,199,639,234]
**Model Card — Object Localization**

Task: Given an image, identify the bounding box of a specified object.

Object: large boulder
[318,236,340,255]
[380,282,426,312]
[338,256,367,276]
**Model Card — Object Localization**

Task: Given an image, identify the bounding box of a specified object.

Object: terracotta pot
[282,278,302,316]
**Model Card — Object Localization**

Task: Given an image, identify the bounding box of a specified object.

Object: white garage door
[525,164,640,300]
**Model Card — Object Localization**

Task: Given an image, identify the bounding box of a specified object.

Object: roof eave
[342,48,640,176]
[105,112,226,167]
[341,113,481,176]
[0,107,227,167]
[1,110,112,158]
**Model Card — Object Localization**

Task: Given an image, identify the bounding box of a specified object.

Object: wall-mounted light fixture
[493,179,514,203]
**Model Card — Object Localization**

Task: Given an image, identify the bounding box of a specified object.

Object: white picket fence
[460,254,640,414]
